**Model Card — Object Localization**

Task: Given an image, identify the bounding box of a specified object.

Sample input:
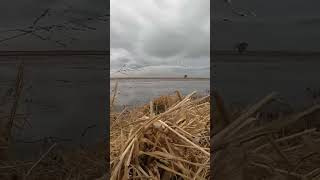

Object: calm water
[214,59,320,107]
[0,56,107,159]
[111,59,320,109]
[2,53,320,159]
[110,79,210,109]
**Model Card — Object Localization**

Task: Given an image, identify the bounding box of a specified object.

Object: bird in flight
[224,0,257,17]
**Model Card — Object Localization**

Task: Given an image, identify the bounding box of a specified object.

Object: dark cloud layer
[111,0,210,77]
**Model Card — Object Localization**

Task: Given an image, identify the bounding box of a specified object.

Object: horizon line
[111,77,210,80]
[0,50,108,56]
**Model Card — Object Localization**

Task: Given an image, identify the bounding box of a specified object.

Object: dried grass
[110,84,210,179]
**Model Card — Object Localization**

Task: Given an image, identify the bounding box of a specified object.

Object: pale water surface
[110,79,210,110]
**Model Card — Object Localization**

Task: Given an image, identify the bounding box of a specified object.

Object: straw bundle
[110,90,210,179]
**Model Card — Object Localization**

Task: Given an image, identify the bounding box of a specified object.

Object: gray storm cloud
[111,0,210,77]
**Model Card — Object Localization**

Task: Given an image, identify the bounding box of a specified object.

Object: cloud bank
[111,0,210,77]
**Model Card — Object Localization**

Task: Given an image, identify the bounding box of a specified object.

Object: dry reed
[212,90,320,180]
[110,84,210,179]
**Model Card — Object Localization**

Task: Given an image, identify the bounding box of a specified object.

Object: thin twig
[25,143,58,177]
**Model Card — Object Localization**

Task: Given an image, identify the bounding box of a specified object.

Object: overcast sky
[213,0,320,50]
[110,0,210,78]
[0,0,107,50]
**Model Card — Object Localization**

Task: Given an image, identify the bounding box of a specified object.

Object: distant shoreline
[1,50,320,57]
[111,77,209,81]
[212,50,320,57]
[0,50,108,56]
[212,50,320,63]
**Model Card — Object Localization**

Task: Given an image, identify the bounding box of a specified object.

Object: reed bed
[110,83,210,179]
[212,91,320,180]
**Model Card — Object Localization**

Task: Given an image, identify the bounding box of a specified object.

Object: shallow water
[2,53,319,159]
[214,58,320,108]
[0,56,107,159]
[110,79,210,109]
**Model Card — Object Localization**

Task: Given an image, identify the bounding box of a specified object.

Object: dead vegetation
[110,82,210,179]
[212,90,320,180]
[0,141,106,180]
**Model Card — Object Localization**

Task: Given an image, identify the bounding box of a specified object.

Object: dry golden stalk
[212,91,320,180]
[111,91,210,179]
[111,81,118,108]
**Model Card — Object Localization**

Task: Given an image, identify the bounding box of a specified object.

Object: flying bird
[232,8,257,17]
[223,0,257,17]
[223,18,232,22]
